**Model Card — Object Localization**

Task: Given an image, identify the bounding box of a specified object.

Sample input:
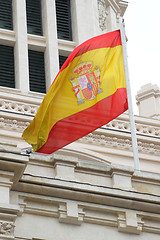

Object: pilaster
[12,0,29,92]
[41,0,59,90]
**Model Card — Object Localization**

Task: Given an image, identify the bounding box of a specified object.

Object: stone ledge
[0,141,28,188]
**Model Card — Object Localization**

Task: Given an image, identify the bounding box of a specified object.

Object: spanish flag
[22,30,128,154]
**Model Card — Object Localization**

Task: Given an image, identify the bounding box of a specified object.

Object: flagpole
[119,17,140,171]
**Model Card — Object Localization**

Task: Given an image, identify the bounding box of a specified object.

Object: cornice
[118,0,128,16]
[106,0,120,13]
[106,0,128,16]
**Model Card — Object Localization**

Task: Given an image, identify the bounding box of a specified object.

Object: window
[0,45,15,88]
[0,0,13,30]
[26,0,42,35]
[59,55,68,69]
[56,0,72,41]
[28,50,46,93]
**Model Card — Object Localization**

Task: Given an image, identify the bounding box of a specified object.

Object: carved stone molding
[0,115,160,156]
[1,111,159,138]
[18,195,58,218]
[0,86,43,117]
[78,132,160,156]
[1,93,160,140]
[106,119,160,137]
[0,99,38,116]
[0,117,29,132]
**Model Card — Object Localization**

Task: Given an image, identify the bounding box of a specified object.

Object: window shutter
[0,45,15,88]
[56,0,72,41]
[59,55,68,69]
[26,0,42,35]
[28,50,46,93]
[0,1,13,30]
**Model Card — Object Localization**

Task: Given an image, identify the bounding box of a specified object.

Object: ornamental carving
[106,120,160,137]
[78,132,160,156]
[0,222,14,235]
[0,99,38,115]
[97,0,108,31]
[0,117,29,132]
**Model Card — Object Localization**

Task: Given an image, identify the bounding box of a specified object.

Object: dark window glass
[0,0,13,30]
[56,0,72,41]
[59,55,68,69]
[28,50,46,93]
[0,45,15,88]
[26,0,43,35]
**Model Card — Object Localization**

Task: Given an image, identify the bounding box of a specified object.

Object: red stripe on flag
[61,30,121,70]
[37,88,128,154]
[51,30,121,86]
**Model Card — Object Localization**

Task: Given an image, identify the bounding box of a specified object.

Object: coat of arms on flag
[70,61,102,104]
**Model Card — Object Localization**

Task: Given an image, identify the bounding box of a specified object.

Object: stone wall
[0,140,160,239]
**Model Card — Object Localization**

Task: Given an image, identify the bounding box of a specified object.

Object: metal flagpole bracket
[26,147,33,154]
[120,17,140,172]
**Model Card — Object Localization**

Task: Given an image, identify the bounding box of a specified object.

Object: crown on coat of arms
[72,61,93,76]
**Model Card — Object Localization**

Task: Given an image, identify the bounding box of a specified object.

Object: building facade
[0,1,160,240]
